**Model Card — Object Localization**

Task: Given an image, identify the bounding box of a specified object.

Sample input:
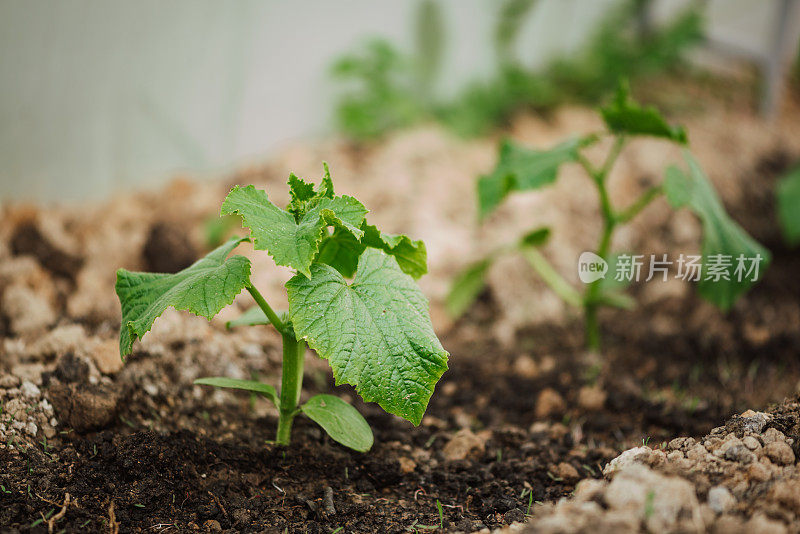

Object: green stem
[276,331,305,445]
[582,136,626,351]
[615,185,663,224]
[247,285,286,334]
[520,247,582,308]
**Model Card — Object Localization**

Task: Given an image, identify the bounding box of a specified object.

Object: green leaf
[315,227,365,278]
[194,377,279,408]
[446,258,492,318]
[664,153,770,310]
[361,223,427,279]
[478,138,583,218]
[226,306,270,329]
[300,394,373,452]
[519,227,551,247]
[777,166,800,246]
[116,237,251,358]
[286,249,449,425]
[221,184,367,277]
[600,81,687,144]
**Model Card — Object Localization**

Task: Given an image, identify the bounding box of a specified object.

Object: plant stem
[276,331,305,445]
[247,285,286,334]
[583,136,626,351]
[616,185,663,223]
[520,247,582,308]
[246,284,304,445]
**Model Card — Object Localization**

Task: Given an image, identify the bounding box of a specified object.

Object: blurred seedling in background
[448,82,770,350]
[115,165,449,451]
[776,165,800,247]
[330,0,701,139]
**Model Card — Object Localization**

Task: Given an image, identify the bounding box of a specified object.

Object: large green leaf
[286,249,448,425]
[664,153,770,310]
[478,138,583,218]
[221,184,367,277]
[777,166,800,246]
[116,237,251,357]
[446,258,492,318]
[301,394,373,452]
[194,377,279,408]
[600,82,687,144]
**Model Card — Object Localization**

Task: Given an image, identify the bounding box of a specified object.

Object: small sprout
[437,499,444,529]
[449,80,769,350]
[115,165,448,451]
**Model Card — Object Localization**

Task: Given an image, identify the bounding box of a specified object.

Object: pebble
[707,486,735,513]
[20,381,41,399]
[553,462,579,482]
[741,436,761,450]
[0,375,21,389]
[535,388,565,418]
[763,441,795,466]
[577,386,606,411]
[442,428,486,461]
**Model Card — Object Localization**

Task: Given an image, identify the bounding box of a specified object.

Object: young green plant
[448,82,770,350]
[115,165,449,451]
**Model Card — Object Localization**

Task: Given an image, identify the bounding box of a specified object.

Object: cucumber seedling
[448,82,770,350]
[115,165,449,451]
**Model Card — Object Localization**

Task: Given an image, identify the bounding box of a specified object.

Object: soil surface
[1,77,800,533]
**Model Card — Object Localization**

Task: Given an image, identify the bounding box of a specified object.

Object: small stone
[603,447,653,475]
[577,386,606,411]
[745,513,787,534]
[761,428,786,444]
[553,462,579,482]
[0,375,21,389]
[763,441,795,465]
[535,388,566,418]
[89,338,124,374]
[723,444,755,464]
[202,519,222,532]
[738,410,771,433]
[747,461,771,482]
[24,422,38,437]
[513,355,539,378]
[20,381,41,399]
[2,284,55,335]
[442,428,486,461]
[398,457,417,474]
[708,486,736,513]
[43,425,56,439]
[742,436,761,450]
[667,451,684,462]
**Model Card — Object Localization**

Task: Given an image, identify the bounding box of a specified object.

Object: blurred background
[1,0,799,202]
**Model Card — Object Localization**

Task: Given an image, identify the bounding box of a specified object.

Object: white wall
[0,0,796,202]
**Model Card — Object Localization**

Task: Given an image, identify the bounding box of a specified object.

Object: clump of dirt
[517,397,800,534]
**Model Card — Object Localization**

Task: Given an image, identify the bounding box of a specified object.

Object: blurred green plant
[448,82,770,351]
[776,166,800,246]
[330,0,703,140]
[330,0,444,140]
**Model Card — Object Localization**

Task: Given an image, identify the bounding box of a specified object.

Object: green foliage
[478,138,587,218]
[193,377,279,407]
[445,259,491,319]
[776,166,800,246]
[116,166,446,451]
[300,394,374,452]
[414,0,444,104]
[287,249,448,425]
[664,154,770,310]
[449,88,768,348]
[331,39,427,140]
[494,0,539,66]
[600,81,687,143]
[116,237,251,357]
